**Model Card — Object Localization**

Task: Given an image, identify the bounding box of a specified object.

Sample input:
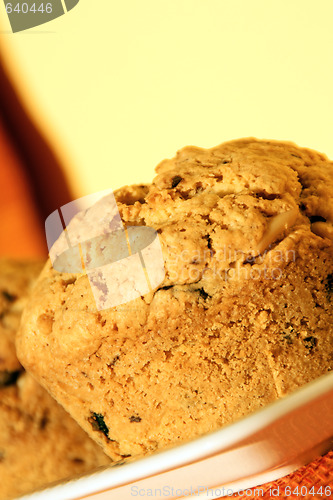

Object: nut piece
[311,221,333,241]
[256,209,298,255]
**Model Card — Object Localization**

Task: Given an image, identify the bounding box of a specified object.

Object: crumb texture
[0,259,44,373]
[16,139,333,461]
[0,259,111,499]
[0,373,111,500]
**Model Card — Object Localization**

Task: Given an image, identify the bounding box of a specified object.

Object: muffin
[16,139,333,462]
[0,372,111,500]
[0,259,111,499]
[0,259,43,377]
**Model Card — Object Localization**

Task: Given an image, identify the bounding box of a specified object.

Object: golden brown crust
[0,259,111,499]
[0,373,111,500]
[0,259,44,373]
[16,139,333,462]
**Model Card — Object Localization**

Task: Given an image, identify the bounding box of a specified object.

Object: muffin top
[116,138,333,286]
[17,139,333,357]
[50,138,333,294]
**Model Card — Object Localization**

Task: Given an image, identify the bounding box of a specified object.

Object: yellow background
[1,0,333,198]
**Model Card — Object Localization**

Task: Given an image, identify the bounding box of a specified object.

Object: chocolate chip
[129,415,142,423]
[2,291,16,302]
[197,288,209,300]
[39,414,49,430]
[303,336,318,351]
[0,371,21,387]
[204,235,212,250]
[88,412,110,438]
[171,176,183,188]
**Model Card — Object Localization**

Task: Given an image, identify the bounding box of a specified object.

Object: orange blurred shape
[0,117,46,258]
